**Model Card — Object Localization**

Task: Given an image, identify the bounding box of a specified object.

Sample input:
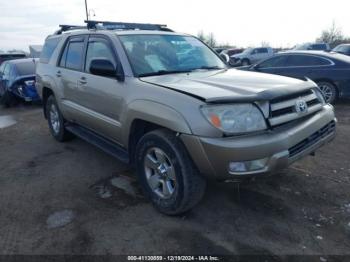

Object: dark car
[332,44,350,56]
[0,53,27,65]
[239,51,350,103]
[0,58,40,107]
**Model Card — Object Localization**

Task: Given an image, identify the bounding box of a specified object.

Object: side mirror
[220,53,230,64]
[90,59,119,79]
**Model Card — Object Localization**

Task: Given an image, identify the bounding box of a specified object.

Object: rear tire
[316,81,338,104]
[135,129,207,215]
[46,95,74,142]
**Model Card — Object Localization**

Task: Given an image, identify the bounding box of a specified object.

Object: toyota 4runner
[36,21,336,215]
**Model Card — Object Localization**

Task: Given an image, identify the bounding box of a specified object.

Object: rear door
[55,35,88,123]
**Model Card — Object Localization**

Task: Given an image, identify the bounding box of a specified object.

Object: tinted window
[85,40,115,73]
[40,37,61,64]
[311,44,327,50]
[16,61,36,75]
[287,55,331,66]
[61,40,84,70]
[258,55,289,68]
[257,48,268,54]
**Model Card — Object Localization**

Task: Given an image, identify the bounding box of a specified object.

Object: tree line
[198,22,350,49]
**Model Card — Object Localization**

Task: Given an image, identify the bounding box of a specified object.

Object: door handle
[79,77,87,85]
[56,71,61,77]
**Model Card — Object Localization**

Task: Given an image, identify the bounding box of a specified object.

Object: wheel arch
[42,87,54,119]
[122,100,193,164]
[314,78,339,100]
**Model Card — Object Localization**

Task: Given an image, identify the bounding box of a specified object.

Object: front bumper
[181,105,336,180]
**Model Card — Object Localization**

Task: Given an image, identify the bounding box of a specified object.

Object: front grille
[269,89,323,127]
[288,121,336,158]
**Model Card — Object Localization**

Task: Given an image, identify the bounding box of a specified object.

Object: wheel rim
[49,104,60,134]
[318,83,334,103]
[144,147,176,199]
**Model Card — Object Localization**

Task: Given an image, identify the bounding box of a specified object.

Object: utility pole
[84,0,89,21]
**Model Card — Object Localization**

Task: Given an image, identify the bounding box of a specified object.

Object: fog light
[229,158,268,174]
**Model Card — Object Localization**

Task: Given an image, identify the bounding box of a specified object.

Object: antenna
[84,0,89,21]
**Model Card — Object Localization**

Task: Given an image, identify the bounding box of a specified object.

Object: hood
[140,69,315,103]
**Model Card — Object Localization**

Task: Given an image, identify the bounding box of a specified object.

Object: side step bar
[65,124,129,164]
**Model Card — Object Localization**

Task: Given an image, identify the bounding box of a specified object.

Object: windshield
[119,34,226,77]
[241,48,253,54]
[293,44,308,50]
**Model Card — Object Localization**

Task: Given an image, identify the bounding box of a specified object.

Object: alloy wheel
[144,147,176,199]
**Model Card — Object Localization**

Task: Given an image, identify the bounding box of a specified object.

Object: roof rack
[53,21,173,35]
[55,25,87,35]
[85,20,173,32]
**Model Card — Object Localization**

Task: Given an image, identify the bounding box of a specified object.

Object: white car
[230,47,274,66]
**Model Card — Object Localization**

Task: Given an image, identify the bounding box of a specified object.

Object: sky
[0,0,349,52]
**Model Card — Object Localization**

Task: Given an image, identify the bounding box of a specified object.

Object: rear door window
[59,37,85,71]
[258,55,289,68]
[257,48,268,54]
[287,55,331,66]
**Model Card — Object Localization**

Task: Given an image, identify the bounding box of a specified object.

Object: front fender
[121,99,192,147]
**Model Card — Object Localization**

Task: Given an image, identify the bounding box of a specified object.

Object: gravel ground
[0,103,349,261]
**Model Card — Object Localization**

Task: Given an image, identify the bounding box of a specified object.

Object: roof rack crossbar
[53,21,173,35]
[85,20,173,32]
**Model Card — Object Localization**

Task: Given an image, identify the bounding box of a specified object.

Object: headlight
[201,104,267,134]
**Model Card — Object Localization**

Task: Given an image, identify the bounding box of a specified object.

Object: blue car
[0,58,40,107]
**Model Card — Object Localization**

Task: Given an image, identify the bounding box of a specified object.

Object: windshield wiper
[138,70,192,77]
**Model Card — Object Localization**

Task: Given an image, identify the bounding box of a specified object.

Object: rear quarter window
[40,37,61,64]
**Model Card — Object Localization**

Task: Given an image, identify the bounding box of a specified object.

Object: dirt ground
[0,102,350,261]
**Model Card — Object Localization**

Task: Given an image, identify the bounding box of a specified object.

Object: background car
[213,47,226,54]
[230,47,274,66]
[332,44,350,56]
[239,51,350,103]
[293,43,330,51]
[0,52,27,65]
[221,48,244,57]
[0,58,40,107]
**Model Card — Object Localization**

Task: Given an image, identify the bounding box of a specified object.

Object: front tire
[317,81,338,104]
[46,95,73,142]
[135,129,207,215]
